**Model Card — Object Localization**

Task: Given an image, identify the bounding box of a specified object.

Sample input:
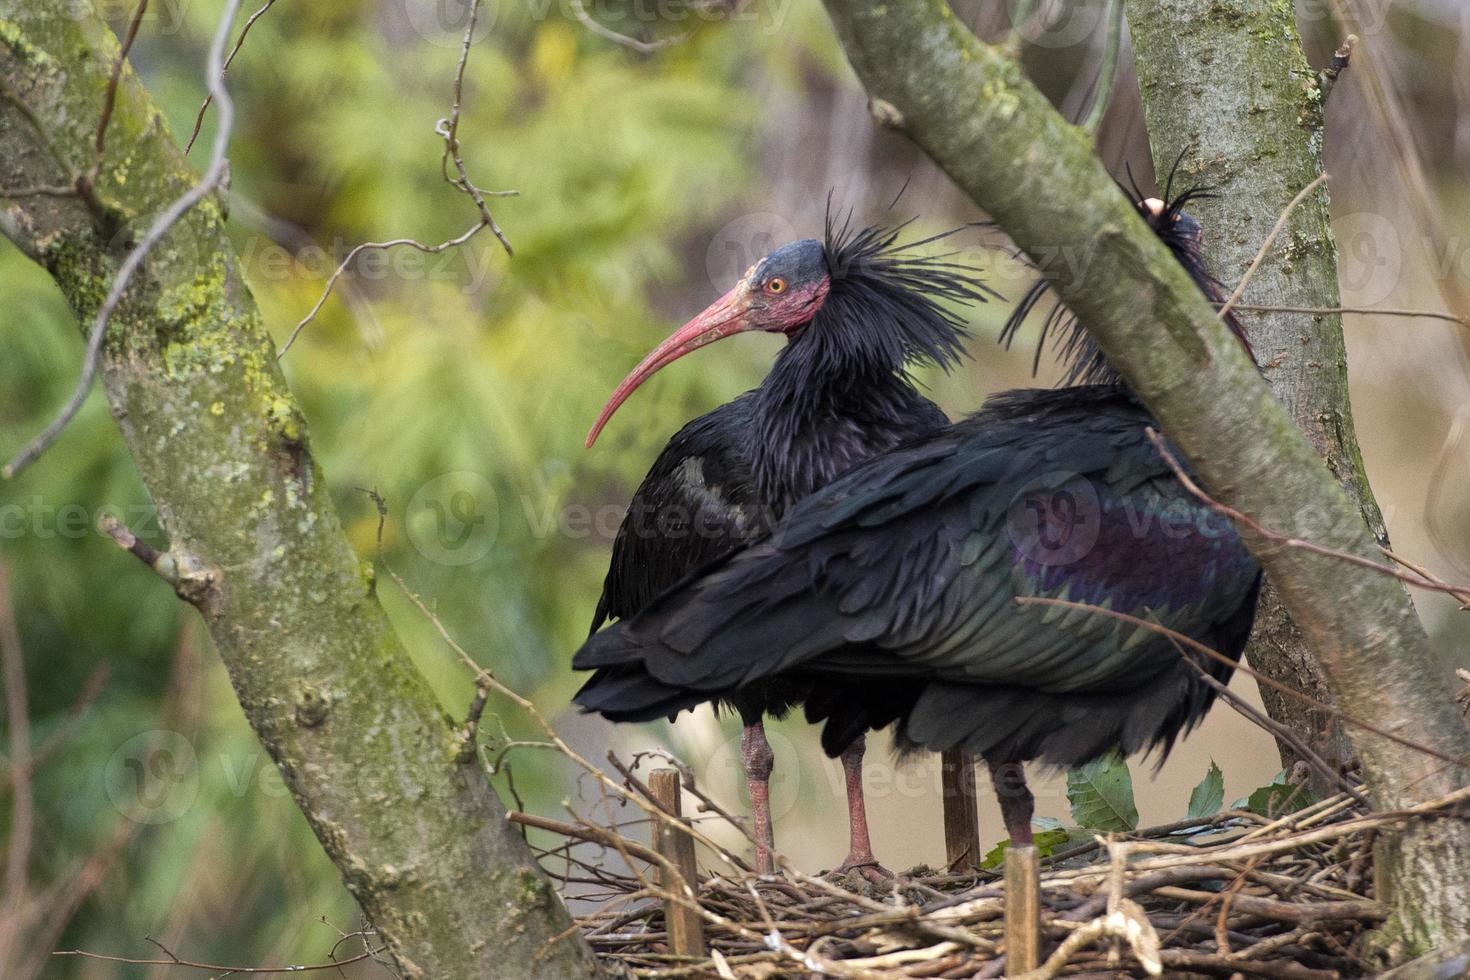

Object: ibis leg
[834,737,892,880]
[987,759,1035,846]
[741,721,776,873]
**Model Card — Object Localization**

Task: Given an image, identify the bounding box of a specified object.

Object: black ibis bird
[573,189,1262,850]
[582,216,995,875]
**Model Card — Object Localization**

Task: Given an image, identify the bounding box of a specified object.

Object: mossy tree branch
[0,5,599,978]
[1125,0,1366,778]
[817,0,1470,959]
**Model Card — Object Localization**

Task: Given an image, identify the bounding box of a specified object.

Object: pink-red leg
[834,737,892,881]
[741,722,776,873]
[987,758,1035,846]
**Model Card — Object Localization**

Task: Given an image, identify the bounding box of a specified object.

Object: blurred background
[1,0,1466,973]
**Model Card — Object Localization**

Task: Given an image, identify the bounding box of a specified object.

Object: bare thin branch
[1228,303,1468,332]
[184,0,279,154]
[53,939,387,974]
[1216,173,1329,322]
[276,0,515,359]
[93,0,150,165]
[568,0,691,53]
[274,225,486,359]
[1015,595,1468,769]
[1144,428,1470,606]
[3,0,244,479]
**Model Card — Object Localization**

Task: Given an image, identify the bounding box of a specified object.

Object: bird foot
[832,854,893,884]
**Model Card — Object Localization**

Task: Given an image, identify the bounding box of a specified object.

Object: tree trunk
[1124,0,1363,780]
[0,6,599,978]
[818,0,1470,960]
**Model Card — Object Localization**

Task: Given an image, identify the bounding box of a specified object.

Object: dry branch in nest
[526,757,1470,980]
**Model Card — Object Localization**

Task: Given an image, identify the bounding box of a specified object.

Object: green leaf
[979,827,1072,869]
[1185,760,1225,821]
[1066,749,1139,832]
[1233,769,1317,817]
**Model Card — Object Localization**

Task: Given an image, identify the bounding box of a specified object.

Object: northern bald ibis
[573,189,1262,851]
[582,215,996,875]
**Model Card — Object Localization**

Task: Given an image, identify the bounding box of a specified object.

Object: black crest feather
[817,204,1001,376]
[999,164,1249,386]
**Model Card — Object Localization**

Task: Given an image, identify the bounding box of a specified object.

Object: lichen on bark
[1125,0,1368,777]
[1,6,599,977]
[819,0,1470,960]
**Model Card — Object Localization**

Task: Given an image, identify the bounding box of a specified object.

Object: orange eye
[766,277,787,294]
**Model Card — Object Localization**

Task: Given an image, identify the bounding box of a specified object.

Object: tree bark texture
[0,6,600,978]
[1125,0,1367,780]
[818,0,1470,959]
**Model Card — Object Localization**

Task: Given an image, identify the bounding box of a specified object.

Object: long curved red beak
[585,284,752,448]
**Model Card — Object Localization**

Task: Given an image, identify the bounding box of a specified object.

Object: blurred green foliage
[0,0,862,971]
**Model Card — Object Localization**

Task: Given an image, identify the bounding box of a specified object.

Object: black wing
[575,386,1261,766]
[589,394,767,633]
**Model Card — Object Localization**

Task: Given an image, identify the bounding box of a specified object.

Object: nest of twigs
[515,756,1470,980]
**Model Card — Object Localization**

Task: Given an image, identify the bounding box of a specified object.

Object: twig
[1145,428,1470,606]
[384,567,750,874]
[98,515,218,608]
[1321,0,1470,344]
[92,0,150,167]
[275,0,514,359]
[568,0,691,53]
[1226,303,1468,332]
[275,225,487,358]
[435,0,515,254]
[52,939,387,974]
[3,0,243,479]
[1016,593,1469,770]
[1174,646,1367,806]
[1216,173,1329,322]
[185,0,279,154]
[508,811,669,871]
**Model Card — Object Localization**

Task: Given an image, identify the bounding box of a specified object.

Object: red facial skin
[585,271,831,448]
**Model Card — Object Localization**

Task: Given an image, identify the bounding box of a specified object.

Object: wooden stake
[1004,844,1041,974]
[649,768,706,959]
[940,747,981,871]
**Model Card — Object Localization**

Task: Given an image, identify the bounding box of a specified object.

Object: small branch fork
[2,0,245,480]
[275,0,515,359]
[0,0,143,234]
